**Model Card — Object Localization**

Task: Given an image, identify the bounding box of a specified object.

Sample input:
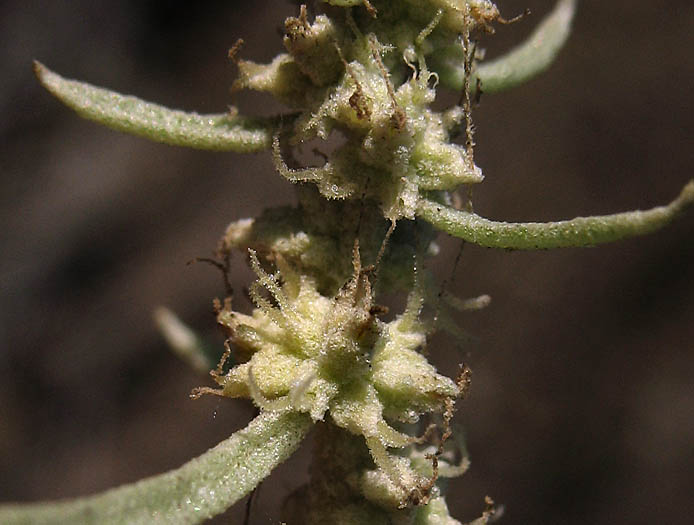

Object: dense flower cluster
[6,0,691,524]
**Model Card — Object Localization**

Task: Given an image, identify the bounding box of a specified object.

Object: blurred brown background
[1,1,693,523]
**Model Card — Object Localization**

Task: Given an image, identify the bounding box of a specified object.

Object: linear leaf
[417,180,694,250]
[435,0,577,93]
[0,411,312,525]
[34,61,276,152]
[154,307,220,374]
[475,0,577,93]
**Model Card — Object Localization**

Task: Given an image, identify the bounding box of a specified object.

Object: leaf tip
[32,59,45,80]
[33,60,59,95]
[680,179,694,206]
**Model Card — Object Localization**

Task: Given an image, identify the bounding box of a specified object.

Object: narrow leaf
[34,61,276,152]
[475,0,577,93]
[154,307,219,374]
[0,411,312,525]
[435,0,577,93]
[417,180,694,250]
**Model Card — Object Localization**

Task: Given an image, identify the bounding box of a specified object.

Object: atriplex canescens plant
[2,0,693,523]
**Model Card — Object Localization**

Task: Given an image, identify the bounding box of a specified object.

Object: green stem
[0,411,312,525]
[417,180,694,250]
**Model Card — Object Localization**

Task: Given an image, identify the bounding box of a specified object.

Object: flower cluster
[196,243,466,509]
[235,0,490,220]
[12,0,692,524]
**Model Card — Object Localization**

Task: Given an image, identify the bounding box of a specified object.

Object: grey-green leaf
[417,180,694,250]
[34,61,276,152]
[0,411,312,525]
[436,0,577,93]
[154,307,221,374]
[475,0,576,93]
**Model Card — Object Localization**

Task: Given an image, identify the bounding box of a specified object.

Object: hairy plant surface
[2,1,692,524]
